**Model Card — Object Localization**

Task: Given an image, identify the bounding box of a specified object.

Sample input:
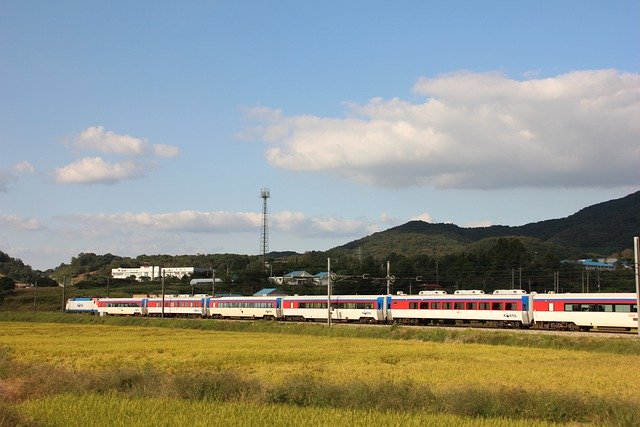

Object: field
[1,313,639,426]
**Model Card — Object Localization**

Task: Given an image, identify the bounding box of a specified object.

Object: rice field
[1,318,639,425]
[17,394,561,427]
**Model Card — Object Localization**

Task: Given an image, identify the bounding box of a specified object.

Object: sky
[1,1,639,270]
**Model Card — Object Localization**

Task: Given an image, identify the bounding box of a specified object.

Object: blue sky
[1,1,639,270]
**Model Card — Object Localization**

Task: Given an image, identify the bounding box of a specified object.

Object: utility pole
[106,277,110,298]
[161,271,165,318]
[386,261,391,295]
[327,258,331,326]
[634,236,639,338]
[212,269,216,297]
[33,275,38,312]
[61,276,66,313]
[519,267,522,290]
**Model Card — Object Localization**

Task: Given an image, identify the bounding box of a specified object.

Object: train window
[419,302,429,309]
[633,304,638,313]
[600,304,613,312]
[431,302,440,309]
[409,302,418,309]
[504,303,516,311]
[479,302,490,310]
[614,304,631,313]
[564,304,574,311]
[491,302,502,310]
[454,302,464,310]
[466,302,477,310]
[443,302,452,309]
[299,302,328,309]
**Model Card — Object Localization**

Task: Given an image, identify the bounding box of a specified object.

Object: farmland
[1,314,639,426]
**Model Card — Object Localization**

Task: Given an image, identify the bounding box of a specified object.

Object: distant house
[269,271,314,286]
[253,288,287,296]
[579,260,616,271]
[313,271,329,286]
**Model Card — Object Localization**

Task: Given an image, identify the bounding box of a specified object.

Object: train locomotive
[66,290,639,332]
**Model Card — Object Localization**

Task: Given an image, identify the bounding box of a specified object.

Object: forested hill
[339,190,640,258]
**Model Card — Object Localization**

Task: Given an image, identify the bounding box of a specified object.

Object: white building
[161,267,209,279]
[111,266,161,281]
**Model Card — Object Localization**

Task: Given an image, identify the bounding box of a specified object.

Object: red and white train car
[146,295,208,317]
[389,290,533,328]
[532,293,638,331]
[281,295,387,323]
[207,296,282,320]
[97,297,146,316]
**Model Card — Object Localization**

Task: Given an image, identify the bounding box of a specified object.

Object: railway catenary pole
[212,269,216,297]
[327,258,331,326]
[634,237,640,338]
[386,261,391,295]
[161,271,165,318]
[61,276,66,313]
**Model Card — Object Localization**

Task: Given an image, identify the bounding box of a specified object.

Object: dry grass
[19,394,564,427]
[1,322,639,400]
[1,321,639,425]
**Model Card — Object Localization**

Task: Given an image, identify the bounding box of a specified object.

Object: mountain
[338,190,640,258]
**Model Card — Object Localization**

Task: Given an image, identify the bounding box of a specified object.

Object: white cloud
[54,156,147,184]
[247,69,640,189]
[464,220,494,228]
[67,125,180,158]
[61,209,377,238]
[70,126,149,155]
[153,144,180,158]
[0,215,44,231]
[412,212,433,222]
[13,161,35,173]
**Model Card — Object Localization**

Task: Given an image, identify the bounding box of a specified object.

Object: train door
[520,295,531,325]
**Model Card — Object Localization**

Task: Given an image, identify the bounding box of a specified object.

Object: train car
[207,296,282,320]
[389,290,533,328]
[96,297,146,316]
[65,297,98,314]
[146,294,209,317]
[281,295,388,323]
[532,293,638,331]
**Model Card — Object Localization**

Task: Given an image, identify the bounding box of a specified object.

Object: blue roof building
[253,288,287,296]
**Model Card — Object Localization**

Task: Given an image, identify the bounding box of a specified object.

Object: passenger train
[65,290,639,332]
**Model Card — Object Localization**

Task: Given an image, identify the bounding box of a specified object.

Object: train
[65,290,639,332]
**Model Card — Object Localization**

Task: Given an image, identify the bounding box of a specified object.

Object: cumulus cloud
[247,69,640,189]
[61,210,377,238]
[0,215,44,230]
[13,161,35,173]
[69,126,149,155]
[412,212,433,222]
[66,125,180,158]
[55,157,148,184]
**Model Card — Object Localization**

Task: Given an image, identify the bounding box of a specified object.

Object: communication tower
[260,188,270,261]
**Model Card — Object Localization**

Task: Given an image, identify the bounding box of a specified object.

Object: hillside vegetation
[0,191,638,301]
[340,190,640,259]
